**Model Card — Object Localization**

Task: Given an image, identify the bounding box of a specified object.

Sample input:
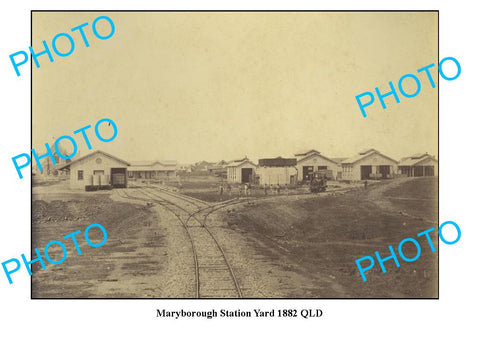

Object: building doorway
[111,168,127,188]
[303,166,314,181]
[361,165,372,180]
[378,165,390,179]
[424,166,434,176]
[413,166,424,177]
[241,168,253,183]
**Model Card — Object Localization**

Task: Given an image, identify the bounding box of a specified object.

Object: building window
[78,170,83,180]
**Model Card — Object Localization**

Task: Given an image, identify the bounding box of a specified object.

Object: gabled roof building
[340,149,398,181]
[58,150,130,189]
[398,153,437,177]
[295,149,341,181]
[226,157,257,184]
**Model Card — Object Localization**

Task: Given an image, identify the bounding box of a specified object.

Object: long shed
[257,157,297,186]
[127,160,177,180]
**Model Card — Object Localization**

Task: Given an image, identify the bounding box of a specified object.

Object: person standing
[219,184,224,196]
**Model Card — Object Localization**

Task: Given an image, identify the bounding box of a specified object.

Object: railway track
[144,183,210,209]
[116,187,243,298]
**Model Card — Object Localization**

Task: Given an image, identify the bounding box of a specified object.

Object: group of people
[263,183,289,196]
[218,183,252,196]
[218,182,290,197]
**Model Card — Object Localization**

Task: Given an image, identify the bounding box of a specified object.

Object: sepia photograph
[31,11,438,298]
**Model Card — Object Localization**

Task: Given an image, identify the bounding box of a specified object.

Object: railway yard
[32,177,438,298]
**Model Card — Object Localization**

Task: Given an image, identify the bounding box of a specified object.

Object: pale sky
[33,11,438,164]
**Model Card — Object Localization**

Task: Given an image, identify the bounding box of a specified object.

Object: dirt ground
[31,177,438,298]
[160,174,363,202]
[32,192,194,298]
[222,177,438,297]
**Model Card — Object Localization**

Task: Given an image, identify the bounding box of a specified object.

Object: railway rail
[116,187,243,298]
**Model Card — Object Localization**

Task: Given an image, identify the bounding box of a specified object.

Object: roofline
[341,151,398,165]
[57,150,130,170]
[130,161,177,166]
[227,160,257,168]
[297,152,338,164]
[294,149,320,156]
[398,155,438,166]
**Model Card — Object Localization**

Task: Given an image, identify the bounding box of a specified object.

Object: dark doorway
[424,166,434,176]
[361,165,372,180]
[303,166,314,181]
[290,175,296,185]
[378,165,390,179]
[111,168,127,188]
[413,166,424,177]
[241,168,253,183]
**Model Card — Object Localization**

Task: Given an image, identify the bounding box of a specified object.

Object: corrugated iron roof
[130,160,177,166]
[227,157,256,168]
[331,157,348,164]
[398,154,437,166]
[410,153,428,159]
[259,157,297,167]
[57,150,130,170]
[358,148,378,155]
[342,150,398,165]
[294,149,320,157]
[297,152,338,165]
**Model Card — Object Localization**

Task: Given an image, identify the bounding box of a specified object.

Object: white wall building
[340,149,398,181]
[226,157,257,184]
[58,150,130,190]
[295,149,340,181]
[257,157,297,186]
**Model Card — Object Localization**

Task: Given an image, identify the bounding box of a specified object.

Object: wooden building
[226,157,257,184]
[257,157,297,186]
[398,153,438,177]
[295,149,340,182]
[128,160,177,180]
[340,149,398,181]
[58,150,130,189]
